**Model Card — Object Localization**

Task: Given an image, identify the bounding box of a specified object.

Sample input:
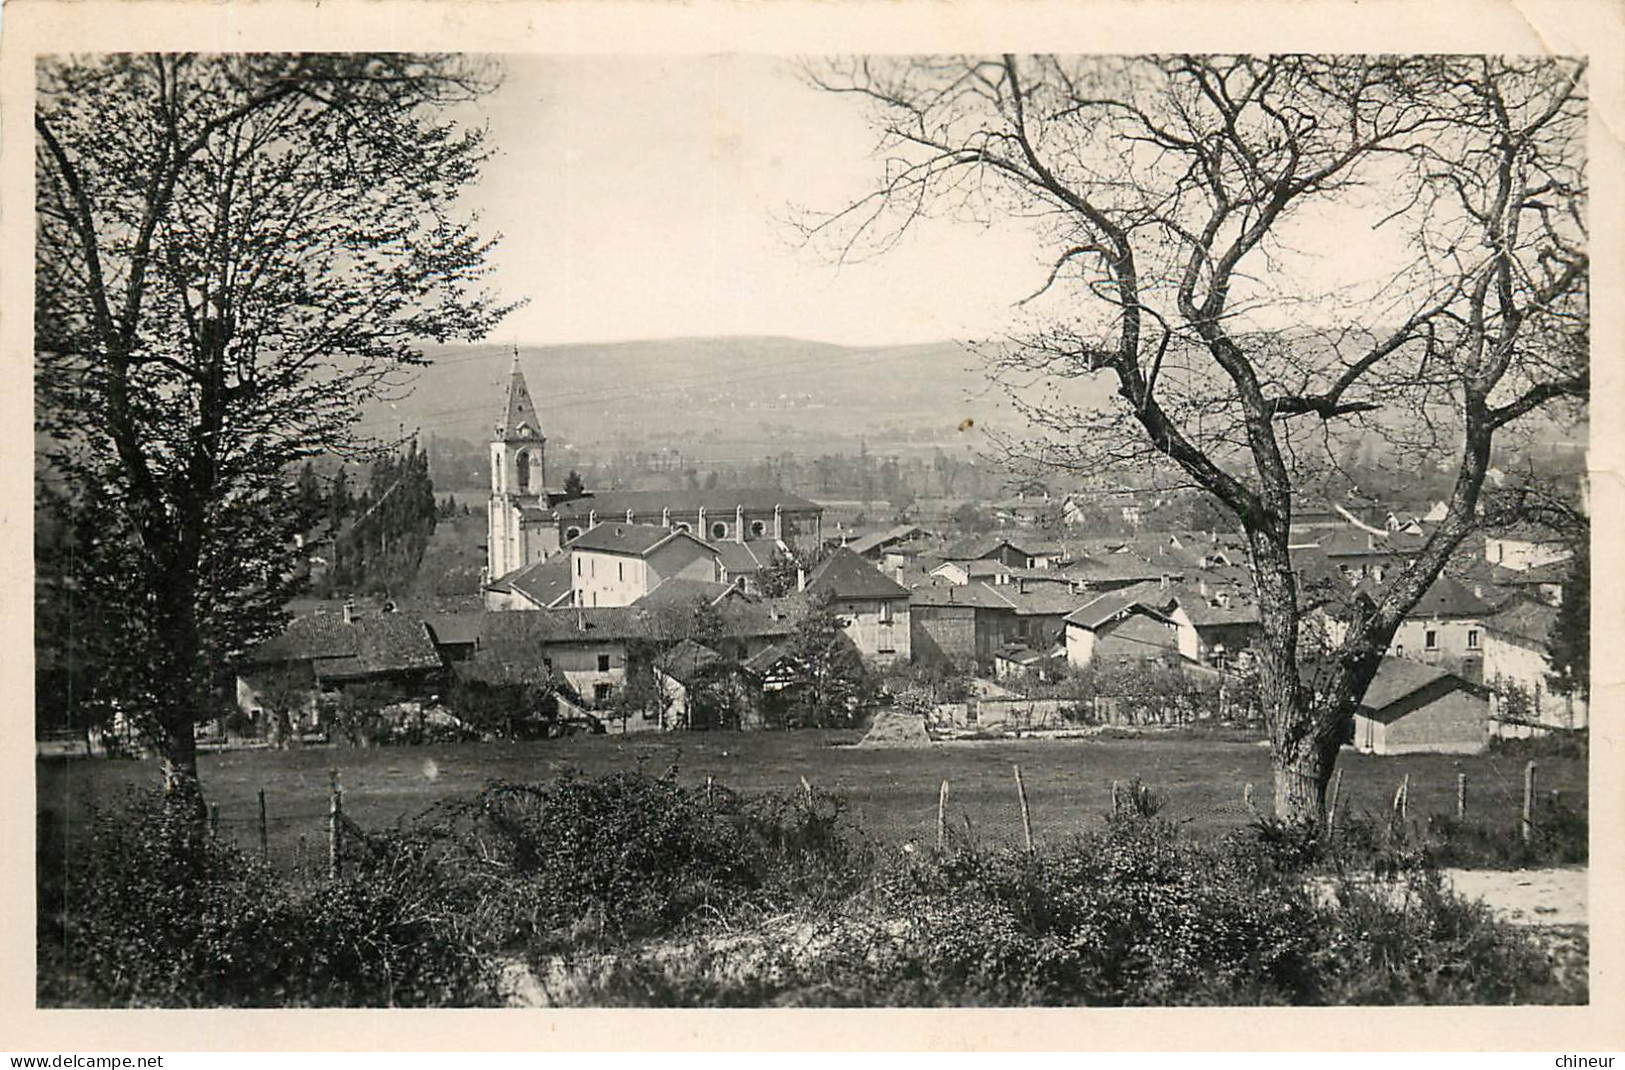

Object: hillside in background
[360,336,1108,460]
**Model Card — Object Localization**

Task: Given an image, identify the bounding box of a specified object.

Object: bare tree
[805,55,1586,819]
[35,54,515,806]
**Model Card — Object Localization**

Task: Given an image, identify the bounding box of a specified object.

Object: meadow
[37,730,1586,872]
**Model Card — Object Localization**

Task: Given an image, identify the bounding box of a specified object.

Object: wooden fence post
[799,775,813,809]
[1392,775,1409,823]
[329,770,343,881]
[258,788,269,862]
[208,802,219,839]
[1455,772,1467,821]
[1110,779,1121,817]
[705,775,714,806]
[1014,764,1034,854]
[1522,760,1538,844]
[937,779,950,850]
[1242,782,1255,813]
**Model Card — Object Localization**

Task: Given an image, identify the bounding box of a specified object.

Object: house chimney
[626,509,634,524]
[774,504,783,540]
[736,505,746,544]
[797,567,807,593]
[342,601,356,625]
[588,509,598,528]
[576,609,587,631]
[662,507,671,528]
[697,505,707,537]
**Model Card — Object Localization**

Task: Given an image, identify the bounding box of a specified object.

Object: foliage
[446,669,558,740]
[367,772,868,956]
[38,790,498,1007]
[1546,544,1589,699]
[39,771,1583,1008]
[34,53,512,790]
[561,469,587,500]
[770,594,879,728]
[323,442,440,596]
[578,814,1576,1007]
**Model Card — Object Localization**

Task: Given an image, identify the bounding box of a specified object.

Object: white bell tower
[487,352,550,582]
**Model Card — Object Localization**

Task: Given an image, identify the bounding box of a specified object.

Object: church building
[484,358,826,606]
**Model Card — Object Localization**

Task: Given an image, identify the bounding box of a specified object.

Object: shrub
[38,790,498,1007]
[564,815,1584,1007]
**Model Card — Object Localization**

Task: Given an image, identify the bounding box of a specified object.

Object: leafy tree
[293,462,326,532]
[809,55,1587,820]
[35,54,513,805]
[1547,544,1589,699]
[562,469,586,500]
[777,595,878,728]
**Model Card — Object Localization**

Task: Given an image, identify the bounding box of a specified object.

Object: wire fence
[198,756,1580,882]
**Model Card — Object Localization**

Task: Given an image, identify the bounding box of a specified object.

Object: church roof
[570,522,715,557]
[547,488,822,520]
[496,357,544,441]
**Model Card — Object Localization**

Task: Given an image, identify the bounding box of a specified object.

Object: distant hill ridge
[361,335,1077,449]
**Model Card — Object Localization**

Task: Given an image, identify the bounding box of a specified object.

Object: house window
[1425,629,1439,651]
[750,520,767,537]
[618,561,624,582]
[597,653,612,672]
[1467,630,1480,650]
[1395,643,1404,657]
[879,600,894,624]
[675,522,691,533]
[576,558,582,576]
[593,683,612,705]
[711,522,728,539]
[565,526,582,541]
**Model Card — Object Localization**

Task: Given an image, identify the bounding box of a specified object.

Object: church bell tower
[487,353,551,582]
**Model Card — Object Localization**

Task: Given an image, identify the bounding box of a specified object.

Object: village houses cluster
[237,361,1586,751]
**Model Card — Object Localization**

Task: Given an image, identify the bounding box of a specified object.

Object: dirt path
[1441,866,1587,927]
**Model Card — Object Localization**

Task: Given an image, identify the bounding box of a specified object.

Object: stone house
[569,523,721,608]
[1482,597,1587,733]
[804,547,912,665]
[1351,657,1489,755]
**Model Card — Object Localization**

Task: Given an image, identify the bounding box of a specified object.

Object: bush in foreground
[39,772,1584,1007]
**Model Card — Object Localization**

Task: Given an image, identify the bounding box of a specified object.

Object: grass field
[37,732,1586,874]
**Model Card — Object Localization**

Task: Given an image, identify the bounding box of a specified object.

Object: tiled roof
[251,613,442,680]
[1483,598,1558,646]
[845,524,926,556]
[977,582,1090,616]
[908,581,1017,610]
[634,577,738,608]
[1354,573,1491,620]
[1063,584,1171,629]
[422,612,484,647]
[1316,527,1427,558]
[805,548,910,600]
[1360,657,1463,712]
[941,534,1032,561]
[715,539,778,575]
[569,522,714,557]
[548,488,823,520]
[490,555,573,607]
[657,639,721,684]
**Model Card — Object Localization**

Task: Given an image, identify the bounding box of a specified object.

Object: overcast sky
[467,55,1413,349]
[464,55,1059,347]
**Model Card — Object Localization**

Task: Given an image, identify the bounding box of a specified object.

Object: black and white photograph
[6,0,1621,1050]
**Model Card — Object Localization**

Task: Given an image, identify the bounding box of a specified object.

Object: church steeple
[497,352,544,443]
[486,350,556,584]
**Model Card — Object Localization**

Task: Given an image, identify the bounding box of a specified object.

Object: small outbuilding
[1352,657,1489,756]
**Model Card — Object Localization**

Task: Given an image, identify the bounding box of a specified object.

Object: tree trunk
[1271,744,1336,822]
